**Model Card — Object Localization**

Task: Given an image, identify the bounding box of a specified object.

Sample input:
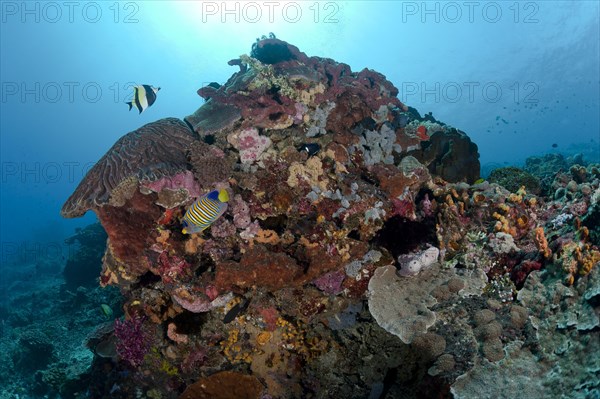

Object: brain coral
[61,118,197,218]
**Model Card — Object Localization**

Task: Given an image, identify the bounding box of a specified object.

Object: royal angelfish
[182,189,229,234]
[126,85,160,114]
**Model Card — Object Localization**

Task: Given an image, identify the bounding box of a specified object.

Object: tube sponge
[397,246,439,277]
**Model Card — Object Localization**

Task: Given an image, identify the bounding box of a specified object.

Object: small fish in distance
[298,143,321,157]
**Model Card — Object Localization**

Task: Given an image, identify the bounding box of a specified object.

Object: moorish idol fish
[181,189,229,234]
[126,85,160,114]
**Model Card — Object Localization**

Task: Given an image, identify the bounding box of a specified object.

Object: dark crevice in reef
[202,134,216,145]
[194,254,216,277]
[371,215,437,260]
[348,229,361,241]
[379,366,398,399]
[268,86,284,104]
[261,215,289,235]
[170,312,208,335]
[136,271,161,288]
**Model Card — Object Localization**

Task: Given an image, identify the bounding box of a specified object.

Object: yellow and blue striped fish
[182,189,229,234]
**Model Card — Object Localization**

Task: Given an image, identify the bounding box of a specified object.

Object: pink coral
[167,322,189,344]
[391,197,416,220]
[205,285,219,301]
[172,289,233,313]
[228,128,272,164]
[156,251,190,284]
[172,292,212,313]
[294,102,307,124]
[141,171,201,199]
[420,194,434,218]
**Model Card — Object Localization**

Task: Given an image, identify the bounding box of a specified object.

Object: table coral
[367,265,438,344]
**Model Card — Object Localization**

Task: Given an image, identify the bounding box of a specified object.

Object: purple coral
[240,220,260,240]
[181,346,208,373]
[313,270,346,295]
[210,218,237,238]
[232,194,252,228]
[113,316,150,367]
[293,102,307,124]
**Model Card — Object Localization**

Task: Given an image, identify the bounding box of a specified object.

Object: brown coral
[187,140,234,187]
[185,100,242,137]
[214,245,303,291]
[98,190,162,278]
[179,371,263,399]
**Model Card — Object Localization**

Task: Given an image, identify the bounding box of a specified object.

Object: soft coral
[114,316,150,367]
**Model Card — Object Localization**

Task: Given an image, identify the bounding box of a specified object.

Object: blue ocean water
[0,1,599,397]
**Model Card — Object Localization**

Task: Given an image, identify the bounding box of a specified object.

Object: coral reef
[47,37,600,399]
[488,166,541,194]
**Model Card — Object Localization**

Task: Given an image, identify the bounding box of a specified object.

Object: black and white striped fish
[126,85,160,114]
[181,189,229,234]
